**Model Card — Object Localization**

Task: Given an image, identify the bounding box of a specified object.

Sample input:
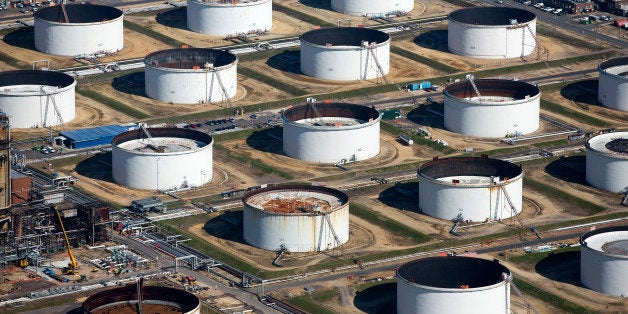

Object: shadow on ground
[245,126,283,154]
[112,71,146,97]
[560,79,599,107]
[354,282,396,314]
[406,104,444,129]
[3,26,35,50]
[155,7,187,30]
[74,152,114,183]
[544,156,586,185]
[378,182,419,212]
[535,250,581,285]
[413,29,448,52]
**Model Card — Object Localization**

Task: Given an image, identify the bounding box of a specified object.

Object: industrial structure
[597,56,628,111]
[443,77,540,138]
[580,225,628,297]
[281,102,381,163]
[448,7,537,59]
[111,127,213,191]
[585,132,628,193]
[0,70,75,129]
[418,156,523,222]
[300,27,390,81]
[187,0,272,37]
[242,185,349,252]
[330,0,414,16]
[397,256,512,314]
[34,4,124,56]
[144,48,238,104]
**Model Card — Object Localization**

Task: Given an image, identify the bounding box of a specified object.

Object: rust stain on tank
[262,197,331,213]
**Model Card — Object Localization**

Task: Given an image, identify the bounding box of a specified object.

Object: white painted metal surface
[187,0,272,37]
[418,157,523,222]
[598,57,628,111]
[300,27,390,81]
[586,132,628,193]
[34,4,124,56]
[282,103,381,163]
[242,186,349,252]
[443,79,540,138]
[331,0,414,16]
[0,70,75,128]
[580,227,628,297]
[448,8,536,59]
[111,128,213,190]
[144,48,238,104]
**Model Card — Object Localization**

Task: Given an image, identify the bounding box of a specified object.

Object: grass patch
[165,199,185,209]
[76,87,150,119]
[532,139,568,148]
[0,50,30,69]
[537,25,603,51]
[212,128,258,142]
[286,294,336,314]
[524,178,607,214]
[124,20,185,47]
[391,46,458,74]
[380,121,455,153]
[512,277,594,313]
[238,48,298,62]
[441,0,476,7]
[540,99,610,127]
[272,3,335,28]
[215,143,294,179]
[351,203,430,244]
[239,67,308,96]
[509,246,580,266]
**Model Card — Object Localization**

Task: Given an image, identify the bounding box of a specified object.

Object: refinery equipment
[34,4,124,56]
[144,48,238,104]
[418,156,523,222]
[187,0,272,37]
[242,185,350,253]
[448,7,537,59]
[111,127,213,190]
[585,132,628,193]
[0,70,76,128]
[53,205,78,274]
[443,78,540,138]
[580,226,628,296]
[281,102,381,163]
[331,0,414,16]
[300,27,390,81]
[0,113,9,210]
[597,56,628,111]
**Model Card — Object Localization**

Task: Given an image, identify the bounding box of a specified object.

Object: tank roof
[282,102,380,123]
[82,285,199,313]
[243,184,348,215]
[0,70,74,89]
[145,48,237,69]
[444,79,540,100]
[586,132,628,158]
[419,156,522,181]
[397,256,510,289]
[580,225,628,258]
[111,127,213,151]
[35,4,122,23]
[300,27,390,46]
[449,7,535,25]
[598,56,628,78]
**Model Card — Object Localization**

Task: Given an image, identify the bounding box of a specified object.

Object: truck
[588,15,600,22]
[615,19,628,27]
[407,81,431,91]
[398,134,414,146]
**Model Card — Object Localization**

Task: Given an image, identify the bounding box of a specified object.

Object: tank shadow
[544,156,587,185]
[535,250,582,286]
[559,79,599,107]
[298,0,333,10]
[353,282,397,314]
[203,210,246,244]
[66,306,83,314]
[413,29,448,52]
[406,104,445,129]
[155,7,187,30]
[265,50,301,74]
[378,182,419,212]
[245,126,283,154]
[112,71,146,97]
[74,152,115,184]
[3,26,36,51]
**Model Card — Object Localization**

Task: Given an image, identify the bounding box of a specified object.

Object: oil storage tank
[397,256,511,314]
[242,185,349,252]
[0,70,75,128]
[187,0,272,37]
[598,56,628,111]
[282,102,381,163]
[418,156,523,222]
[34,4,124,56]
[443,78,540,138]
[111,127,213,191]
[331,0,414,16]
[586,132,628,193]
[83,284,200,314]
[300,27,390,81]
[448,7,536,59]
[144,48,238,104]
[580,226,628,297]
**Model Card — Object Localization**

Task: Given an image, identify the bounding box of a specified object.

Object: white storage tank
[331,0,414,16]
[144,48,238,104]
[448,7,536,59]
[443,79,540,138]
[282,102,381,163]
[397,256,511,314]
[34,4,124,56]
[0,70,75,128]
[598,56,628,111]
[585,132,628,193]
[242,185,349,252]
[187,0,272,37]
[580,226,628,297]
[111,127,213,191]
[300,27,390,81]
[418,156,523,222]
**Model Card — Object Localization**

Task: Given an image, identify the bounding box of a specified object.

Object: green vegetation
[532,139,568,148]
[540,100,610,127]
[0,51,30,69]
[356,278,397,292]
[165,200,185,209]
[287,294,336,314]
[76,87,150,119]
[212,128,259,142]
[239,67,308,96]
[523,178,607,214]
[215,144,294,179]
[512,278,594,313]
[391,46,458,74]
[509,246,580,265]
[124,20,185,47]
[238,48,298,62]
[272,3,335,28]
[380,121,455,153]
[441,0,476,7]
[351,203,430,244]
[537,25,603,51]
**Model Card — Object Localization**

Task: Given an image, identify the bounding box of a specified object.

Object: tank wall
[586,149,628,193]
[448,20,536,59]
[598,70,628,111]
[111,144,213,190]
[243,204,349,252]
[144,65,237,104]
[187,0,272,36]
[331,0,414,15]
[444,95,540,137]
[0,84,76,128]
[34,17,123,56]
[418,177,522,222]
[300,42,390,81]
[581,246,628,296]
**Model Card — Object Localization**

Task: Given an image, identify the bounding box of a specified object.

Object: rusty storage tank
[82,284,201,313]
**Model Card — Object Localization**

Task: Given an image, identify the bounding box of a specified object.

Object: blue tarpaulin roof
[60,125,129,148]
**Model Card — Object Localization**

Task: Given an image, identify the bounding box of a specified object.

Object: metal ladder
[466,74,482,98]
[367,43,390,84]
[505,273,540,314]
[42,87,66,131]
[323,213,345,258]
[213,70,234,108]
[139,123,163,152]
[499,185,527,230]
[306,97,322,121]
